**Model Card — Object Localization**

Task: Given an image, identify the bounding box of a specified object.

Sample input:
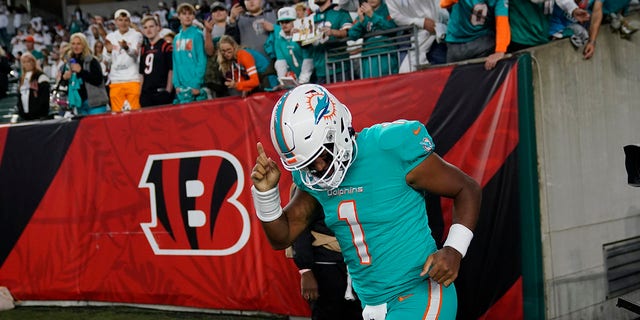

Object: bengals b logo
[139,150,250,256]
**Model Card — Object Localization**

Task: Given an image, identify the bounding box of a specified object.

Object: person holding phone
[216,35,259,97]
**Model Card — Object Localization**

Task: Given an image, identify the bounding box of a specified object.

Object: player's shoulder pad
[374,120,429,150]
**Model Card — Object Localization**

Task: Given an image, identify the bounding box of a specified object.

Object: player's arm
[406,152,481,285]
[251,142,318,250]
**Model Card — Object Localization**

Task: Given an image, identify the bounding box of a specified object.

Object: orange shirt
[233,49,260,92]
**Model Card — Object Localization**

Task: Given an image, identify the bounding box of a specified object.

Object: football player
[251,84,481,319]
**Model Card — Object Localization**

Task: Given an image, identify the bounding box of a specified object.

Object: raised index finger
[257,142,266,157]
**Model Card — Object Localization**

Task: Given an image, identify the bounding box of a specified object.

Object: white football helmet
[270,84,356,190]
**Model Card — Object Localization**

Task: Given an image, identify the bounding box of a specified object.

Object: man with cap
[104,9,143,111]
[203,1,230,97]
[24,36,44,68]
[265,6,313,85]
[206,1,228,43]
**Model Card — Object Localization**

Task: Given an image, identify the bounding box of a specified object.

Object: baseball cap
[211,1,226,11]
[24,36,34,42]
[277,7,296,22]
[114,9,131,19]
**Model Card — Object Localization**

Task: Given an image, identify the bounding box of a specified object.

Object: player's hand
[421,246,462,287]
[300,270,319,301]
[251,142,281,192]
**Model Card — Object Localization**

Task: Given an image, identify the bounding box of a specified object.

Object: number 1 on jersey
[338,200,371,265]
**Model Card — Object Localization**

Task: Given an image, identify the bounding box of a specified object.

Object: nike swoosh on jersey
[413,126,422,135]
[398,294,414,302]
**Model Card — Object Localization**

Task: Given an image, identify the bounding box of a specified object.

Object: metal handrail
[323,25,420,83]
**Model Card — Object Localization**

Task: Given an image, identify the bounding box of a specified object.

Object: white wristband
[443,224,474,258]
[251,185,283,222]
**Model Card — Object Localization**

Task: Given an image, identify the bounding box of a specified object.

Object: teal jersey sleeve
[374,120,435,175]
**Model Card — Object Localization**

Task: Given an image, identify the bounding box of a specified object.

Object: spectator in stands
[139,15,173,107]
[290,184,363,320]
[16,52,50,121]
[62,33,109,115]
[155,1,170,28]
[168,0,181,32]
[0,46,10,99]
[441,0,510,70]
[507,0,589,52]
[310,0,352,83]
[49,44,65,82]
[217,35,260,97]
[172,2,207,103]
[347,0,398,78]
[226,0,278,89]
[10,29,26,57]
[203,5,229,98]
[93,40,109,82]
[24,36,44,67]
[87,15,107,50]
[207,1,228,43]
[548,0,604,59]
[104,9,143,111]
[161,28,176,45]
[265,6,314,85]
[0,5,8,48]
[386,0,448,71]
[68,11,84,35]
[226,0,277,58]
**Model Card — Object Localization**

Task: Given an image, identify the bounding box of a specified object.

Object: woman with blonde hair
[16,52,50,120]
[216,35,259,97]
[61,32,109,115]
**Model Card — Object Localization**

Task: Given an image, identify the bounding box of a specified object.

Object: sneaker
[620,20,639,39]
[610,13,621,31]
[568,24,589,48]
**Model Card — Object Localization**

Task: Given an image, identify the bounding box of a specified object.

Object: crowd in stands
[0,0,637,121]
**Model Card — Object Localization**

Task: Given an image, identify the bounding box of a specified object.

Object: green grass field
[1,306,289,320]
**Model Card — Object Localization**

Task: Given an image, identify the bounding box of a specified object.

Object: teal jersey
[172,25,206,89]
[266,25,313,78]
[509,0,549,46]
[293,120,438,305]
[348,2,398,78]
[446,0,509,43]
[312,6,353,78]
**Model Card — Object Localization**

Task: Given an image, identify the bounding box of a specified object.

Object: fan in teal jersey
[251,84,481,320]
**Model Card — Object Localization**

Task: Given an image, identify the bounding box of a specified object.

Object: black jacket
[17,71,50,121]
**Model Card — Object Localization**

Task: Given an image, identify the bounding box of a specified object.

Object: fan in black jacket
[16,52,50,121]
